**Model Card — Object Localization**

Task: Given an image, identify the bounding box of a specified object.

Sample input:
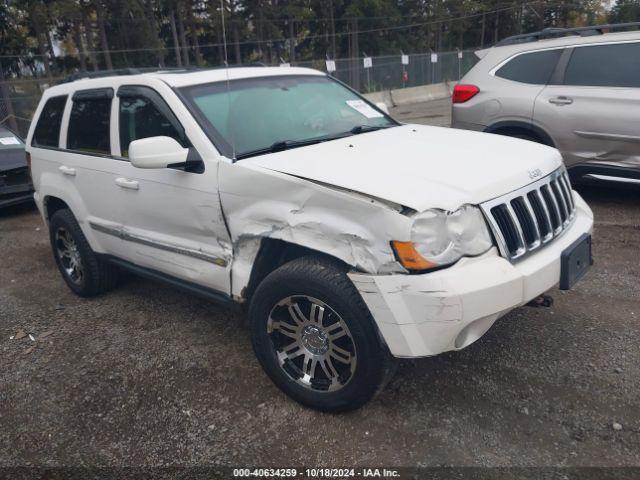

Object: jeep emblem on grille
[528,169,543,179]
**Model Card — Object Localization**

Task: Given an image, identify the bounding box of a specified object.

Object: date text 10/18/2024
[233,468,401,478]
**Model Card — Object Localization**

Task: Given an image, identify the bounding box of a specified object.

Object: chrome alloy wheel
[55,227,84,285]
[267,296,357,392]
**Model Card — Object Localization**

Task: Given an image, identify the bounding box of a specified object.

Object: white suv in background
[452,24,640,183]
[27,66,593,411]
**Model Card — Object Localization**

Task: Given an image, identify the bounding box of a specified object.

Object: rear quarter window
[495,49,563,85]
[32,95,68,148]
[563,42,640,88]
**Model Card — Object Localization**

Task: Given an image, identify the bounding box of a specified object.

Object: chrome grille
[481,169,576,261]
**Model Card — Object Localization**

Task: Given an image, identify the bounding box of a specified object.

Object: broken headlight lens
[408,205,493,268]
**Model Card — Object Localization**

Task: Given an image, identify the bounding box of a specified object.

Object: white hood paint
[245,124,563,212]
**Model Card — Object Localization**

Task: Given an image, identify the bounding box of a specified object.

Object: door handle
[549,96,573,106]
[59,165,76,176]
[115,177,139,190]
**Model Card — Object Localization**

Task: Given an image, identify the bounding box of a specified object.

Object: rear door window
[563,42,640,88]
[32,95,67,148]
[67,89,113,155]
[495,49,563,85]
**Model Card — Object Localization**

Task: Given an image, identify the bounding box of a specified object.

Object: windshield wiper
[235,139,322,160]
[350,124,393,135]
[235,133,353,160]
[234,125,394,160]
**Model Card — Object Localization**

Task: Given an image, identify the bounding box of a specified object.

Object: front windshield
[179,74,397,159]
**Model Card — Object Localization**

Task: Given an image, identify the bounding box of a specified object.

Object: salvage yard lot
[1,102,639,469]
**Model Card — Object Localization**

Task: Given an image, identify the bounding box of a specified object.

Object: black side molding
[568,163,640,182]
[103,256,234,307]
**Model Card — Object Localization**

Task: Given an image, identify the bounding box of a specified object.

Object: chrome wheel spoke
[74,264,84,280]
[309,303,325,325]
[330,344,352,364]
[287,303,308,326]
[326,321,347,341]
[302,354,317,378]
[276,322,299,340]
[282,341,303,358]
[320,357,339,381]
[59,232,73,250]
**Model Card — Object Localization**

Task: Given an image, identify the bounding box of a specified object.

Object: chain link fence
[0,49,479,138]
[293,49,478,93]
[1,77,57,137]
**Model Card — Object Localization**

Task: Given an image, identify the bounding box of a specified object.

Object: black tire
[500,131,543,144]
[49,209,118,297]
[249,256,395,412]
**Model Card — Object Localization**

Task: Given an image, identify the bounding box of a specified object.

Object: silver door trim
[89,221,228,267]
[574,131,640,143]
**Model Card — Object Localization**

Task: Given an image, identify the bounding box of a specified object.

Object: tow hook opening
[526,294,554,308]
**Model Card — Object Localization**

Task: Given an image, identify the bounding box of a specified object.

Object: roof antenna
[220,0,236,160]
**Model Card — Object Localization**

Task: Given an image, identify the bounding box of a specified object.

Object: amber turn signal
[391,241,438,271]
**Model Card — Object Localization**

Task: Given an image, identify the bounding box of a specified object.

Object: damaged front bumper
[349,193,594,358]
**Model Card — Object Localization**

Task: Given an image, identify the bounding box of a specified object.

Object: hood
[244,124,563,212]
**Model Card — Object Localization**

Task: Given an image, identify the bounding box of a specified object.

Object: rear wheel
[249,256,394,412]
[497,130,543,144]
[49,209,118,297]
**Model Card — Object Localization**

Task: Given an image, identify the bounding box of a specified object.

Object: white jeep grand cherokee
[27,67,593,411]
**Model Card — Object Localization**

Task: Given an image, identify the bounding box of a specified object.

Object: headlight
[392,205,493,270]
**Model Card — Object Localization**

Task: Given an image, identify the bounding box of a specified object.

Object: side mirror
[375,102,390,115]
[129,136,188,169]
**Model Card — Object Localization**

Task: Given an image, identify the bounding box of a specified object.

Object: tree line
[0,0,638,133]
[2,0,638,79]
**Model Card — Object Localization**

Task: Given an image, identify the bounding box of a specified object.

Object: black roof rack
[208,62,268,70]
[59,67,200,84]
[59,63,268,84]
[495,21,640,47]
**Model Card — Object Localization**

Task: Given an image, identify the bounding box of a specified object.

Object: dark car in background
[0,126,33,208]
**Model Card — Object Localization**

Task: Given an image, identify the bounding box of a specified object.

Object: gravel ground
[1,183,639,471]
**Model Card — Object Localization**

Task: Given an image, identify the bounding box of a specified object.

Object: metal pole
[401,51,406,89]
[431,51,435,84]
[0,61,18,133]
